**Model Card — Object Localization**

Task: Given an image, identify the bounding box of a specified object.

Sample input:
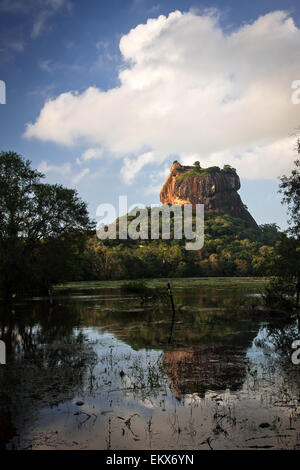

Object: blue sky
[1,0,300,229]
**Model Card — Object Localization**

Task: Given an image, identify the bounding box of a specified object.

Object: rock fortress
[160,161,257,228]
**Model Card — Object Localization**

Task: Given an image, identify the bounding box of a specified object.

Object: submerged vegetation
[120,280,170,307]
[120,280,149,294]
[56,276,268,291]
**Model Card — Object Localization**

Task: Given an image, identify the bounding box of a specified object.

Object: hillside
[79,213,281,280]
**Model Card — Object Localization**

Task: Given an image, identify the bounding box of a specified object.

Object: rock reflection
[163,343,248,399]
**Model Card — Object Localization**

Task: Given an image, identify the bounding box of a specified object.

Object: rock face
[160,161,257,227]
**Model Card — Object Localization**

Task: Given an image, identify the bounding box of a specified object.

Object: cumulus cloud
[25,9,300,181]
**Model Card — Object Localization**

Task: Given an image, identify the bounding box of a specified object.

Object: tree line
[0,149,299,309]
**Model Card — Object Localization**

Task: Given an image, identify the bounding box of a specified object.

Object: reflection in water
[163,344,248,399]
[0,286,299,450]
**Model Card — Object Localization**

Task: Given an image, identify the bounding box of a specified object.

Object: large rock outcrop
[160,162,257,227]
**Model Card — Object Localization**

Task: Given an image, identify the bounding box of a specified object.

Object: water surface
[0,282,299,450]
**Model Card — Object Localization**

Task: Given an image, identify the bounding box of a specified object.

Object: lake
[0,278,299,450]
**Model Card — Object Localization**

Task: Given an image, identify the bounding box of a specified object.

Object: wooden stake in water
[168,283,176,344]
[167,283,176,316]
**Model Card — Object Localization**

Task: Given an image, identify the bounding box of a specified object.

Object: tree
[193,161,201,169]
[222,164,236,173]
[259,223,281,245]
[278,149,300,306]
[273,236,300,308]
[263,236,300,310]
[264,151,300,310]
[279,141,300,237]
[0,151,93,298]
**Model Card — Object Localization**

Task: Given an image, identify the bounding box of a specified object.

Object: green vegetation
[55,277,269,292]
[279,140,300,238]
[264,236,300,310]
[177,164,237,180]
[263,146,300,311]
[0,151,92,299]
[120,280,169,307]
[120,280,149,294]
[71,212,281,282]
[0,150,294,302]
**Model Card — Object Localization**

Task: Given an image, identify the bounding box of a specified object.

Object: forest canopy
[77,214,282,281]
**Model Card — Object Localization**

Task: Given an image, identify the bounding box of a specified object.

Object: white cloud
[150,166,170,181]
[72,167,90,184]
[37,160,90,186]
[120,151,156,184]
[200,136,297,180]
[25,9,300,181]
[76,147,103,165]
[144,184,161,195]
[38,160,72,175]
